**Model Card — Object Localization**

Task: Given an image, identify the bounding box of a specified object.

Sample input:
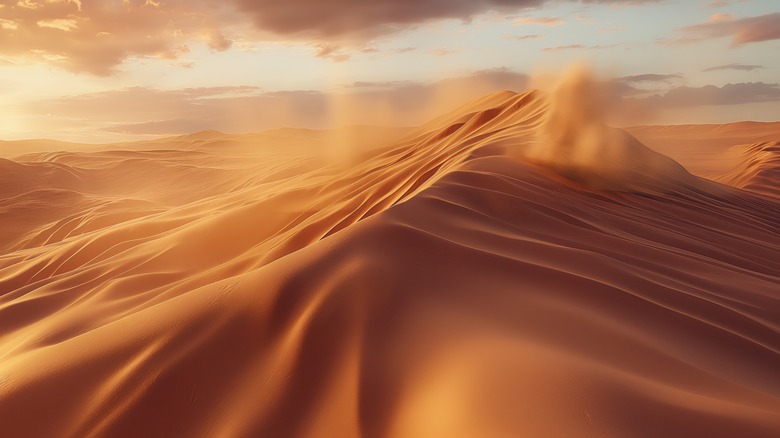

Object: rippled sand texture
[1,89,779,437]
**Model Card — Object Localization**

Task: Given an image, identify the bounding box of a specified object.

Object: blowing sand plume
[524,64,694,192]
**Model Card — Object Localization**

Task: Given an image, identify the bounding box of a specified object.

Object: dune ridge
[629,122,780,199]
[0,88,779,437]
[708,141,780,199]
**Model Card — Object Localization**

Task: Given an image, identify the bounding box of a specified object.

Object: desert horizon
[2,0,779,437]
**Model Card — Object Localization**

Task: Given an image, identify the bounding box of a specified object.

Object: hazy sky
[1,0,779,142]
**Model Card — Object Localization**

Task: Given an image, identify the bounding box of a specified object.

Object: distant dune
[629,122,780,199]
[1,87,779,437]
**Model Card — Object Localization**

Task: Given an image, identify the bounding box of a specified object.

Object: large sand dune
[1,89,779,437]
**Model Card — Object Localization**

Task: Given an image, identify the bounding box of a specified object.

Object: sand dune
[629,122,780,199]
[1,88,779,437]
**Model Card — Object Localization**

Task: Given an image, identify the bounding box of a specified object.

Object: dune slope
[1,91,779,437]
[629,122,780,199]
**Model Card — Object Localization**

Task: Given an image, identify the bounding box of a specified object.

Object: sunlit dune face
[1,81,780,437]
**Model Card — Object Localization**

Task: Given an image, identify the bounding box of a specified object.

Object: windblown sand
[1,88,779,437]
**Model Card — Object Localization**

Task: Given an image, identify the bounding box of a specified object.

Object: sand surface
[1,90,779,437]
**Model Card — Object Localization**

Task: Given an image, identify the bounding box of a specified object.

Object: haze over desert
[1,0,779,437]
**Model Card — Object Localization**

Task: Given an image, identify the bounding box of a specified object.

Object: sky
[1,0,779,143]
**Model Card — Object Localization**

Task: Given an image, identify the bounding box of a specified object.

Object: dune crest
[628,122,780,198]
[1,88,779,437]
[724,141,780,198]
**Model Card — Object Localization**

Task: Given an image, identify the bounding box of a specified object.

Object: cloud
[235,0,656,40]
[36,18,79,31]
[0,18,20,30]
[707,13,734,23]
[0,0,663,75]
[314,44,351,62]
[513,17,565,26]
[605,73,686,100]
[429,47,459,56]
[15,66,776,140]
[207,31,234,51]
[22,68,530,137]
[507,34,544,40]
[620,73,685,84]
[599,76,780,125]
[638,82,780,108]
[235,0,550,38]
[340,80,418,90]
[0,0,231,75]
[542,44,618,51]
[667,12,780,46]
[702,63,764,72]
[543,44,585,51]
[29,85,264,120]
[105,118,211,135]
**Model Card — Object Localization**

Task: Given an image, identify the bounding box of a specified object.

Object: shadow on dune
[0,80,779,437]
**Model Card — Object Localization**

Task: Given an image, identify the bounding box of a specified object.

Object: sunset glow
[1,0,779,142]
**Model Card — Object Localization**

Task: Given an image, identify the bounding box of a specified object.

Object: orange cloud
[638,82,780,107]
[620,73,684,85]
[703,63,763,72]
[18,69,530,137]
[0,0,233,75]
[706,13,735,23]
[314,44,351,62]
[11,66,778,140]
[0,0,661,75]
[668,12,780,46]
[235,0,548,38]
[36,18,79,31]
[507,34,544,40]
[513,17,565,26]
[542,44,618,51]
